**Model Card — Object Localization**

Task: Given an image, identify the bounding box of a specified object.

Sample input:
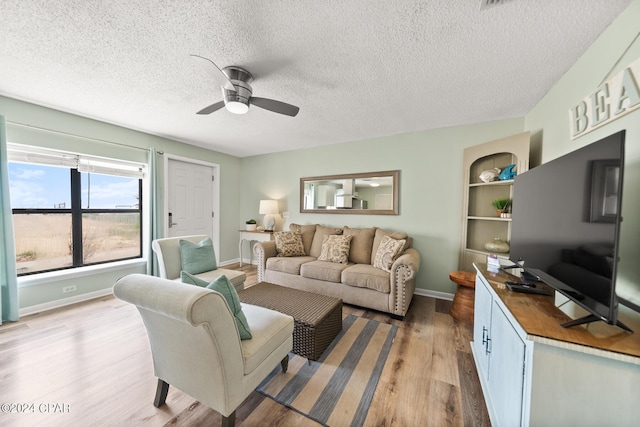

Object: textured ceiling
[0,1,632,157]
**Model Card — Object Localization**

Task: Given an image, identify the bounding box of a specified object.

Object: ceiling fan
[190,54,300,117]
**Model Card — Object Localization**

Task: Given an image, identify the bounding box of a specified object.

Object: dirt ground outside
[13,213,140,274]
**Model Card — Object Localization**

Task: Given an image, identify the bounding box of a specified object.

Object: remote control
[506,282,553,296]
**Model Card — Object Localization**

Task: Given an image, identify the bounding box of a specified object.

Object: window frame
[9,146,145,276]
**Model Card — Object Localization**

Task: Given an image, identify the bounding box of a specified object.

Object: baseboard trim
[19,288,114,318]
[414,288,454,301]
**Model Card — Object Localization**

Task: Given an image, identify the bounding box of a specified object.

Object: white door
[166,158,216,241]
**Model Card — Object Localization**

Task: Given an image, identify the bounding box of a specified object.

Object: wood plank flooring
[0,264,490,426]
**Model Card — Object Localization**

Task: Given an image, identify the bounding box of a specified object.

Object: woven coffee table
[238,282,342,361]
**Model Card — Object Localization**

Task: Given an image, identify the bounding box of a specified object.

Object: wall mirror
[300,170,399,215]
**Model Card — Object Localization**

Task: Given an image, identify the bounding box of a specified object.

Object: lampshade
[259,200,279,215]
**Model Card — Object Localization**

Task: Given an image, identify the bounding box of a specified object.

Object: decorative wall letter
[569,56,640,139]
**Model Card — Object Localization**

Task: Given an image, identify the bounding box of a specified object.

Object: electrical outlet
[283,211,290,219]
[63,285,76,294]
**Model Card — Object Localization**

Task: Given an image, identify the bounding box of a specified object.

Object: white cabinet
[316,184,336,208]
[473,264,640,427]
[487,303,525,427]
[459,132,530,271]
[472,274,525,427]
[472,277,492,377]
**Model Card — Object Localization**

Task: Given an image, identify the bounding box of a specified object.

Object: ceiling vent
[479,0,514,10]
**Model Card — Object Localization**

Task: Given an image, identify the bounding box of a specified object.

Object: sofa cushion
[266,256,316,275]
[343,226,377,265]
[289,223,316,256]
[309,225,343,258]
[318,234,352,264]
[373,235,406,272]
[301,260,351,283]
[274,231,306,257]
[341,264,391,293]
[371,228,410,261]
[179,237,217,274]
[180,272,252,340]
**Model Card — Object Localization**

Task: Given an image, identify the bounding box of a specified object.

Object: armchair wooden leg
[281,355,289,373]
[153,379,170,408]
[222,411,236,427]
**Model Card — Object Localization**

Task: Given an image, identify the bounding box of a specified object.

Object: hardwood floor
[0,264,490,426]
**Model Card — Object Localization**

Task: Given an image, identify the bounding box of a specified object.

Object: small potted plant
[245,219,257,231]
[491,198,512,217]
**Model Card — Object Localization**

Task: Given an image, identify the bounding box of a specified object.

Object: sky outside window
[8,163,139,209]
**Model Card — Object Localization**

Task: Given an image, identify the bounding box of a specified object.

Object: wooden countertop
[475,264,640,361]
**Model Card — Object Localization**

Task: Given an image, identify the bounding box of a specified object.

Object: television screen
[510,130,629,330]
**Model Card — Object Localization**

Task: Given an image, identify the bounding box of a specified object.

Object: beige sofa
[254,224,420,318]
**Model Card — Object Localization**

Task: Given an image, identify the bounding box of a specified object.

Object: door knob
[168,212,178,228]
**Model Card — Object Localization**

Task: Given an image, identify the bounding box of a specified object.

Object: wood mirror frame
[300,170,399,215]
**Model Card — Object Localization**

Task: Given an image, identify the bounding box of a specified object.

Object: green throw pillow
[180,270,209,287]
[180,272,252,340]
[179,237,217,274]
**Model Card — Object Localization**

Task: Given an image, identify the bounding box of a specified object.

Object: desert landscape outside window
[8,150,143,276]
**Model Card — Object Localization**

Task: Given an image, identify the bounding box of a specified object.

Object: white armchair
[152,235,246,292]
[113,274,294,426]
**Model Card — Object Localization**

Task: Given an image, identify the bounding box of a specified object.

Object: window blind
[7,144,146,179]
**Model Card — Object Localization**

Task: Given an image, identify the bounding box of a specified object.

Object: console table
[238,230,274,267]
[472,263,640,426]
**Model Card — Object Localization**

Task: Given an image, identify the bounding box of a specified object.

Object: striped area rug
[257,314,398,427]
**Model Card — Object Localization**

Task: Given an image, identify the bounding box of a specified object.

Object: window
[8,145,144,276]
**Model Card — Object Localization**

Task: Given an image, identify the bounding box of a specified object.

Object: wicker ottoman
[238,282,342,361]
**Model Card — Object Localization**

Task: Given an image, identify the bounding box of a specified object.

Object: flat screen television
[509,130,632,332]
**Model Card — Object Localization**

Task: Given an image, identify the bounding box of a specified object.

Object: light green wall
[239,118,525,294]
[4,0,639,308]
[524,0,640,308]
[1,95,242,308]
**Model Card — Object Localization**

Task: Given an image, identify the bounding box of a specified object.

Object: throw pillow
[275,231,306,257]
[318,234,353,264]
[373,235,406,272]
[289,223,316,255]
[180,272,252,340]
[309,225,343,258]
[371,228,410,260]
[179,237,217,275]
[180,270,209,287]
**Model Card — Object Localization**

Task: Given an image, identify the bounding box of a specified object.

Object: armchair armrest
[254,241,277,282]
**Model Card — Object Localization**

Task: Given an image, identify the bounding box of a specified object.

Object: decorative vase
[484,238,510,253]
[496,209,508,217]
[246,224,257,231]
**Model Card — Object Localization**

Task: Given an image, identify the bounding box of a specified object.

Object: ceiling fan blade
[190,54,236,92]
[196,100,225,115]
[251,97,299,117]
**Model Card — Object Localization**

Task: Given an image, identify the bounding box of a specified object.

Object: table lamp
[259,200,279,231]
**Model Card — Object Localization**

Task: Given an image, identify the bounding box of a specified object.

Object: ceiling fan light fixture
[222,80,251,114]
[193,58,300,117]
[226,100,249,114]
